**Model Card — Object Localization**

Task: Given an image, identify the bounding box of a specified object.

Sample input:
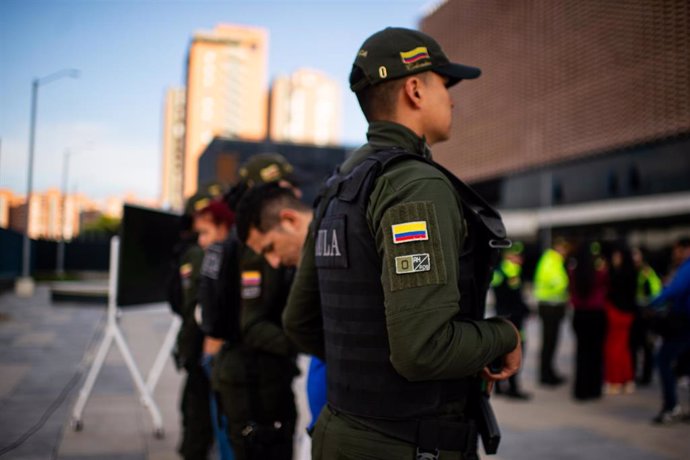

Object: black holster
[466,386,501,455]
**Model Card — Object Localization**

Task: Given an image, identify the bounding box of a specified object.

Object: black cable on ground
[0,312,106,458]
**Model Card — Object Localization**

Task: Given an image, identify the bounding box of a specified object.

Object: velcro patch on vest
[241,270,261,299]
[382,201,447,291]
[200,246,222,280]
[315,215,348,269]
[395,253,431,274]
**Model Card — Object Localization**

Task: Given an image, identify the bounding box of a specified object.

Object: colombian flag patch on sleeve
[241,271,261,286]
[391,221,429,244]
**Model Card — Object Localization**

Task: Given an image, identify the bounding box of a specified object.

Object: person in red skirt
[604,245,638,395]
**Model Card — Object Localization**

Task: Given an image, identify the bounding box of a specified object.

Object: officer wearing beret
[283,27,522,459]
[210,154,299,460]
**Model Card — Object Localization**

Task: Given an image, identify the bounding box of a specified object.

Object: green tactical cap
[238,153,297,186]
[349,27,481,92]
[184,182,224,216]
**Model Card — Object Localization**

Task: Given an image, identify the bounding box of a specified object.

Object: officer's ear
[278,208,299,232]
[403,76,423,109]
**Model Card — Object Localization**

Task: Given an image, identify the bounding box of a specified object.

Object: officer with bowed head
[237,27,522,460]
[201,153,301,460]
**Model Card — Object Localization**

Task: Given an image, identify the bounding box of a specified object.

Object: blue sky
[0,0,433,200]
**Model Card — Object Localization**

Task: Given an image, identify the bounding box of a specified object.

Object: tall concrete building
[0,189,15,228]
[161,87,186,211]
[183,24,269,197]
[10,189,63,239]
[8,189,98,240]
[269,68,342,145]
[422,0,690,246]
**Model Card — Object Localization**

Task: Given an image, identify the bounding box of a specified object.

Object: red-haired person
[195,200,235,252]
[193,200,236,460]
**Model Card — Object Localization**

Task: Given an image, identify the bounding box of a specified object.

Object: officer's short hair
[354,70,405,122]
[354,70,430,122]
[236,183,308,243]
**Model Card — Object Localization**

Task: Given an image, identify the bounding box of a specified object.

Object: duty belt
[332,406,478,456]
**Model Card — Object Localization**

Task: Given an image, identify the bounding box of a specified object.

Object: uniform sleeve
[283,229,326,360]
[240,251,294,356]
[650,263,690,313]
[180,245,204,323]
[370,170,517,382]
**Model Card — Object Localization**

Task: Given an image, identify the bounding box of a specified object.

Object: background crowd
[490,236,690,425]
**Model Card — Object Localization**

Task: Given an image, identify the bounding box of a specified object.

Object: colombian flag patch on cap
[392,221,429,244]
[400,46,430,65]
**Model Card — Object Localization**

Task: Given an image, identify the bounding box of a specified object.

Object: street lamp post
[16,69,79,297]
[56,149,73,276]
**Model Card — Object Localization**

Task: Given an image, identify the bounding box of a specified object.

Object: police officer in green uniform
[281,27,522,460]
[490,243,531,399]
[170,192,217,460]
[210,154,299,460]
[632,247,662,385]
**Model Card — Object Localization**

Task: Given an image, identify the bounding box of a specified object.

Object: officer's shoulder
[240,245,263,268]
[183,244,204,262]
[379,156,452,190]
[206,241,224,253]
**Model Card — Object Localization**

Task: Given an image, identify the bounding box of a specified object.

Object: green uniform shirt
[212,246,298,426]
[285,121,517,381]
[180,244,204,321]
[176,243,205,368]
[239,247,295,356]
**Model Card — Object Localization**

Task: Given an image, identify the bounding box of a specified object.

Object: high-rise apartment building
[184,24,269,197]
[0,189,15,228]
[269,68,342,146]
[10,189,62,239]
[161,87,186,211]
[8,189,98,240]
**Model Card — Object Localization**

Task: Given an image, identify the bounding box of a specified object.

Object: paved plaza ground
[0,285,688,459]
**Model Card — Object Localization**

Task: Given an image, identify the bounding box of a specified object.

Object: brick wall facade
[422,0,690,181]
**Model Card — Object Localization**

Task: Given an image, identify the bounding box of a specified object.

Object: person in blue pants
[648,237,690,424]
[306,357,327,433]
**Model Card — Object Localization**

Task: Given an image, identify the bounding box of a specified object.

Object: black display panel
[117,204,180,306]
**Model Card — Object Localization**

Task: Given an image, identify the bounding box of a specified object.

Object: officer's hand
[481,321,522,383]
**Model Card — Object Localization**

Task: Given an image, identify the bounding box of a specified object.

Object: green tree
[81,215,121,239]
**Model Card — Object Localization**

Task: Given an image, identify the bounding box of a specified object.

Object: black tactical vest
[313,149,508,421]
[199,235,242,342]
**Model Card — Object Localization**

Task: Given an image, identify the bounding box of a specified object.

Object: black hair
[677,236,690,248]
[572,241,596,298]
[222,181,249,212]
[235,182,309,243]
[608,243,638,310]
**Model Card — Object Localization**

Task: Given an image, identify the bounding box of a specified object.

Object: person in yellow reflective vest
[534,238,570,386]
[631,247,663,385]
[491,242,532,399]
